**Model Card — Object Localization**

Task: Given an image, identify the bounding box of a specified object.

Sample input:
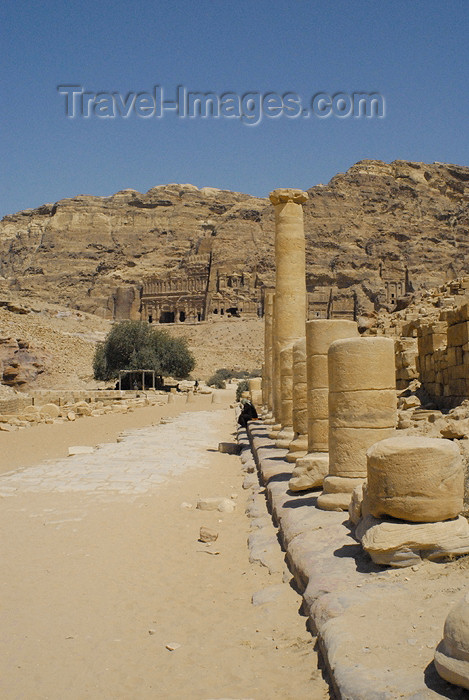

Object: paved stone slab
[0,411,224,498]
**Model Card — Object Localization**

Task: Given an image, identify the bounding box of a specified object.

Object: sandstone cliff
[1,160,469,317]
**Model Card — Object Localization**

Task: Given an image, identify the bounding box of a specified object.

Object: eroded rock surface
[2,160,469,317]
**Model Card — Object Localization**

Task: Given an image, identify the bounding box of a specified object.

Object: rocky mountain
[1,160,469,317]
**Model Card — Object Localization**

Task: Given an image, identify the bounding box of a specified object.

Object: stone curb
[244,421,467,700]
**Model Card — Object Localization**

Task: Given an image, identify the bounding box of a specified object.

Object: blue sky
[1,0,468,217]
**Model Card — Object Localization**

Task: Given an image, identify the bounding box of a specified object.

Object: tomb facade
[141,237,262,323]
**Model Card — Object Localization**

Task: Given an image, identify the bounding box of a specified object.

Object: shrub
[236,379,249,402]
[93,320,195,381]
[207,367,249,388]
[207,373,226,389]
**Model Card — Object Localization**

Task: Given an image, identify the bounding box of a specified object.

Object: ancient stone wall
[394,337,418,390]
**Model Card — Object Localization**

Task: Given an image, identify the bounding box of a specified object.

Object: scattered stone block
[399,394,421,410]
[68,445,94,456]
[196,497,236,512]
[199,526,218,543]
[440,419,469,439]
[348,482,365,525]
[289,453,329,491]
[218,442,241,455]
[39,403,60,419]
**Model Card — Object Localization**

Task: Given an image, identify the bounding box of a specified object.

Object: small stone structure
[269,188,308,442]
[317,336,396,511]
[435,592,469,691]
[289,320,358,492]
[285,337,308,461]
[356,435,469,566]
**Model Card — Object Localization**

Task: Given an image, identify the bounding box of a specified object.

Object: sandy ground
[0,393,329,700]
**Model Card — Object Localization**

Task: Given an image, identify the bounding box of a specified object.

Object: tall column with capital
[269,188,308,447]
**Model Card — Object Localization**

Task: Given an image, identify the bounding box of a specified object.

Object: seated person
[237,398,258,428]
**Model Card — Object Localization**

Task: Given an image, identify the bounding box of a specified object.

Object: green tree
[93,320,195,381]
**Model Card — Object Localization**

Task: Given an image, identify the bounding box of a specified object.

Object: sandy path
[0,397,329,699]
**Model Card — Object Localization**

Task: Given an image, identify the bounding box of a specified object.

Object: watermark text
[57,85,385,125]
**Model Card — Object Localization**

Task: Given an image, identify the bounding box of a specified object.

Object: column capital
[269,188,308,206]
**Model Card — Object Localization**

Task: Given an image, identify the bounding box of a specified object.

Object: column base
[317,475,366,511]
[275,426,295,449]
[268,423,282,439]
[356,514,469,568]
[285,434,308,463]
[289,452,329,491]
[263,414,277,425]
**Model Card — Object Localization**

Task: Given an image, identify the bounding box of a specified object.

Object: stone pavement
[246,421,469,700]
[0,410,223,500]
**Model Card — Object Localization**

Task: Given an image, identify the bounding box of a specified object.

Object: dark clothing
[237,401,258,428]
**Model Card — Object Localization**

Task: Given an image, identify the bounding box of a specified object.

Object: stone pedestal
[269,189,308,442]
[435,592,469,690]
[317,336,396,511]
[355,434,469,567]
[356,514,469,567]
[285,337,308,462]
[289,319,358,492]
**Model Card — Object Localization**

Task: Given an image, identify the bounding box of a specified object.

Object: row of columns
[261,188,397,511]
[255,188,469,695]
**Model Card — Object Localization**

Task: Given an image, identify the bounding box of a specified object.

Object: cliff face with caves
[1,159,469,318]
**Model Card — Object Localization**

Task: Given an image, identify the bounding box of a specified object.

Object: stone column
[317,336,397,511]
[275,343,295,447]
[269,293,283,433]
[262,289,275,417]
[269,188,308,443]
[248,377,262,409]
[261,362,266,407]
[285,337,308,462]
[289,320,358,491]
